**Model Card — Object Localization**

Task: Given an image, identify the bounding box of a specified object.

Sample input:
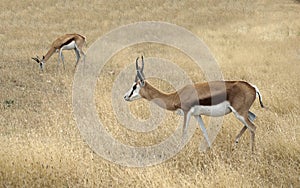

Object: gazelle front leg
[59,49,66,70]
[182,112,191,143]
[194,115,211,148]
[56,50,61,69]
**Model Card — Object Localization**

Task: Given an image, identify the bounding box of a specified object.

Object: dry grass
[1,0,300,187]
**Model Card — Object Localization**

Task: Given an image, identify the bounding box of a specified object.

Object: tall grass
[0,0,299,187]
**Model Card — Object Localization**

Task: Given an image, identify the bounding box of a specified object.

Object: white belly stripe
[190,101,231,117]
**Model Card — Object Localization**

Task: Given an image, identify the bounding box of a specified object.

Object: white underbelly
[190,101,231,117]
[61,40,76,50]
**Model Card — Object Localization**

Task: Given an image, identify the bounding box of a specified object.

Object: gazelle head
[124,56,146,102]
[31,55,45,70]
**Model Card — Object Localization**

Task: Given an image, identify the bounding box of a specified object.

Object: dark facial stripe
[128,84,137,98]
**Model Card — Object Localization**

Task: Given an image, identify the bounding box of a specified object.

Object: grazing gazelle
[124,56,265,151]
[32,33,86,70]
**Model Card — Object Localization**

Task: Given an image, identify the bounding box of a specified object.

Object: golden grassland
[1,0,300,187]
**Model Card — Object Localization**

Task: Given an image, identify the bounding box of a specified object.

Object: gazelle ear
[31,57,40,63]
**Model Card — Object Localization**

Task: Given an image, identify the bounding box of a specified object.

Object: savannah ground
[1,0,300,187]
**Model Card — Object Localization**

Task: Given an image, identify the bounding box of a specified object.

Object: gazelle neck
[43,47,56,62]
[139,81,178,111]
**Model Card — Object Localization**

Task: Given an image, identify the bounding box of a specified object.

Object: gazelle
[124,56,265,151]
[32,33,86,70]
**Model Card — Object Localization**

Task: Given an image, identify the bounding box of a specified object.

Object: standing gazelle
[32,33,86,70]
[124,56,265,151]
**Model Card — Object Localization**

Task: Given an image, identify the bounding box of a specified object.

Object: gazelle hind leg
[235,126,247,144]
[74,48,80,67]
[75,43,86,64]
[229,106,256,151]
[235,111,256,144]
[248,111,256,122]
[80,49,86,63]
[245,117,256,151]
[195,115,211,147]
